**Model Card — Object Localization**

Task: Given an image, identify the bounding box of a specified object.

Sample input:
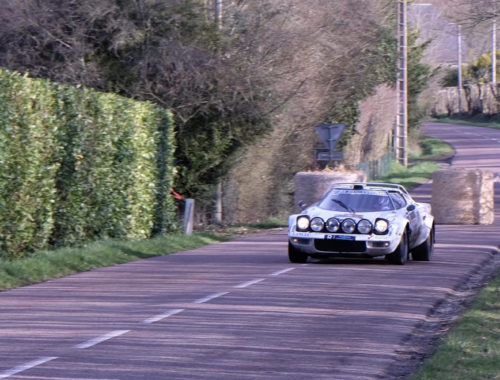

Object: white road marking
[143,308,185,324]
[75,330,130,349]
[234,278,265,288]
[271,268,295,276]
[193,292,229,304]
[0,357,58,379]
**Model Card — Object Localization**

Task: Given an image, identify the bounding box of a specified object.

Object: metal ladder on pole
[395,0,408,167]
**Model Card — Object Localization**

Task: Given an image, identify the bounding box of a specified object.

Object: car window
[389,192,407,209]
[318,190,395,212]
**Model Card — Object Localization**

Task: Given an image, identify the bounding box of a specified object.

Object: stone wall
[432,83,500,117]
[431,168,495,225]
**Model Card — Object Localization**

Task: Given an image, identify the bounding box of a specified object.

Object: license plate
[325,235,355,241]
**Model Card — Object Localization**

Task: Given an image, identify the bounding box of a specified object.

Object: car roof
[329,182,409,195]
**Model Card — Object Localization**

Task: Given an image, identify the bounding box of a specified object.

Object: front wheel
[387,231,409,265]
[412,225,434,261]
[288,242,308,263]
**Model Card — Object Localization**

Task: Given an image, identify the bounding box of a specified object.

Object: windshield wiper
[332,199,356,213]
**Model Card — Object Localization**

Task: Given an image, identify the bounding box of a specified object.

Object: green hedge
[0,69,176,259]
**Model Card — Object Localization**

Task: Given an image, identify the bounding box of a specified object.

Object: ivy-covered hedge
[0,69,176,259]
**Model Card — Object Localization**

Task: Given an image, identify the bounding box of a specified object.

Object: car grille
[314,239,367,253]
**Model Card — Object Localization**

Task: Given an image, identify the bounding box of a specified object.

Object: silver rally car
[288,183,435,264]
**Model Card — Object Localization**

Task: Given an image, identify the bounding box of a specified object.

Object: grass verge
[409,270,500,380]
[411,136,454,161]
[203,217,287,235]
[0,233,228,292]
[378,161,440,190]
[378,135,453,189]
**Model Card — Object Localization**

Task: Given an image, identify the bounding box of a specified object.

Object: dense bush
[0,0,271,214]
[0,70,60,257]
[0,69,176,259]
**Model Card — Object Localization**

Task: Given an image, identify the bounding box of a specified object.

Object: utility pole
[214,0,223,224]
[395,0,408,167]
[457,24,463,112]
[493,18,497,85]
[215,0,223,28]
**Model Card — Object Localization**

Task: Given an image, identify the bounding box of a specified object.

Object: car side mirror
[406,204,416,212]
[298,200,307,209]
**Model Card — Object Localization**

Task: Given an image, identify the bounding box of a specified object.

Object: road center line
[234,278,265,288]
[143,308,185,324]
[193,292,229,304]
[271,268,295,276]
[0,357,58,379]
[75,330,130,349]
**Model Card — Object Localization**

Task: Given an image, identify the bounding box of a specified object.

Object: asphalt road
[0,122,498,380]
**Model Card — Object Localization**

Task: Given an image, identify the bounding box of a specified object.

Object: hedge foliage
[0,68,176,259]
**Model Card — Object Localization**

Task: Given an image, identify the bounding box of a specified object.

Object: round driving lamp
[326,218,340,233]
[310,217,325,232]
[374,219,389,234]
[296,216,310,231]
[357,219,373,234]
[341,218,356,234]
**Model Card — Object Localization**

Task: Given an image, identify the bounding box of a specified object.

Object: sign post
[314,123,345,163]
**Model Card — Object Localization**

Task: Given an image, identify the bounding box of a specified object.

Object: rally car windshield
[318,190,396,212]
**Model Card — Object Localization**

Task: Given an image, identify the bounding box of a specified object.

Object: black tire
[288,242,308,263]
[412,225,434,261]
[388,231,409,265]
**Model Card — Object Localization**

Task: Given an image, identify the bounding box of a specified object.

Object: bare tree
[457,0,499,26]
[0,0,279,203]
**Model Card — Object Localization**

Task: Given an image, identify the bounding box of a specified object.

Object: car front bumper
[288,231,401,258]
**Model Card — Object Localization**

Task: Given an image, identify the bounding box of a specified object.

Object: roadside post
[183,199,195,235]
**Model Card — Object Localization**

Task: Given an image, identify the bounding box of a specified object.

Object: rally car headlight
[296,216,310,231]
[326,217,340,233]
[374,218,389,234]
[357,219,373,234]
[341,218,356,234]
[310,217,325,232]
